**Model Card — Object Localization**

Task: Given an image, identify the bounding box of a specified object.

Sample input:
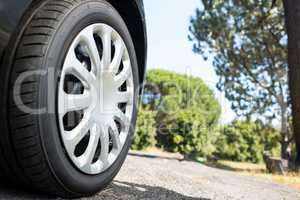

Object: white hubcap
[58,24,134,174]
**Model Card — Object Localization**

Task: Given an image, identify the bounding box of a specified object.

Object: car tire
[0,0,138,198]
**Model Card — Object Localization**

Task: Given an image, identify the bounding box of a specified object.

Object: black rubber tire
[0,0,139,198]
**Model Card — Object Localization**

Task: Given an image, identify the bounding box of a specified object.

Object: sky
[143,0,236,124]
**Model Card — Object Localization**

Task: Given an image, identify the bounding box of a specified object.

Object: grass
[206,160,300,190]
[206,160,266,173]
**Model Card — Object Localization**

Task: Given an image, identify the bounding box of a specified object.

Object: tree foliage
[161,109,219,158]
[216,120,281,163]
[189,0,291,158]
[145,69,221,127]
[142,69,221,158]
[132,109,157,150]
[134,70,282,162]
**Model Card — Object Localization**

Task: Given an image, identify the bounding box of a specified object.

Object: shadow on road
[128,152,183,162]
[0,182,53,199]
[204,161,265,174]
[102,181,210,200]
[0,180,210,200]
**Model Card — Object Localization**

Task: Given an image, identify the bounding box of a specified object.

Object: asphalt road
[0,151,300,200]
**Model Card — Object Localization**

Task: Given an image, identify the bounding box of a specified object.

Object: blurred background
[130,0,300,190]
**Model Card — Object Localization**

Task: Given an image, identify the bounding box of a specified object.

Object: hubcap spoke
[64,51,95,88]
[79,124,101,167]
[58,23,134,175]
[117,91,132,104]
[102,26,112,71]
[99,124,110,168]
[61,92,92,114]
[111,38,125,74]
[115,61,131,87]
[115,109,130,128]
[81,26,101,73]
[109,120,122,150]
[64,116,93,153]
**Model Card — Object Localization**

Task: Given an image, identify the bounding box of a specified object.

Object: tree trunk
[283,0,300,163]
[280,102,290,160]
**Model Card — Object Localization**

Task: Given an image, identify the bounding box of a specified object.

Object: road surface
[0,151,299,200]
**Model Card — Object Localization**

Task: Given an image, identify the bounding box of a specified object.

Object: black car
[0,0,147,198]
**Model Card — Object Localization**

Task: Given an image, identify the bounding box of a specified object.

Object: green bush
[131,109,157,150]
[142,69,221,158]
[135,70,281,162]
[260,125,281,158]
[215,121,280,163]
[160,110,218,158]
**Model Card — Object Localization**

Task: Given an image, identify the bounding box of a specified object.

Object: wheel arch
[107,0,147,87]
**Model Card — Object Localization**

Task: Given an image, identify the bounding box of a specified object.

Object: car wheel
[0,0,138,197]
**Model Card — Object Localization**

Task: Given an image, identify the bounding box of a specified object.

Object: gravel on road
[0,151,299,200]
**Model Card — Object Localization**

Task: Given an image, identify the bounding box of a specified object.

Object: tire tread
[3,0,79,197]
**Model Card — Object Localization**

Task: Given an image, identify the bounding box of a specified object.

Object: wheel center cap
[93,71,118,120]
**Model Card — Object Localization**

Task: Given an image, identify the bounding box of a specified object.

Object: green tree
[216,121,280,163]
[189,0,292,159]
[143,69,221,158]
[132,109,157,150]
[163,110,219,159]
[145,69,220,127]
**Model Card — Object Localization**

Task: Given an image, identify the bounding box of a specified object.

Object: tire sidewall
[38,1,138,195]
